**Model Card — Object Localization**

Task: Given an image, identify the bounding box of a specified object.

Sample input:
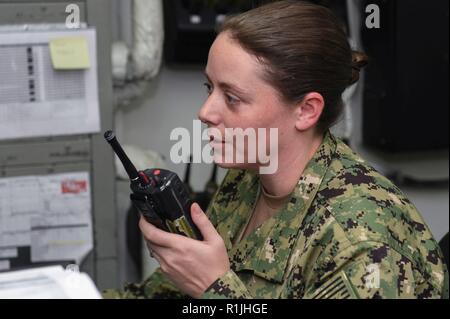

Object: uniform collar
[214,132,337,283]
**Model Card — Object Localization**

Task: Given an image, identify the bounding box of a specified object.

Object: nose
[198,95,221,127]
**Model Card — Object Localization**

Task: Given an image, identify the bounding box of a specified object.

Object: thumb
[191,203,217,241]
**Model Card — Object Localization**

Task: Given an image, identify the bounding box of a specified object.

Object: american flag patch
[311,272,357,299]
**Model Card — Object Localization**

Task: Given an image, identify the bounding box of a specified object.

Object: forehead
[205,32,263,83]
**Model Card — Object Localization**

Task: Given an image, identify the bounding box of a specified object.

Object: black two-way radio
[104,130,203,240]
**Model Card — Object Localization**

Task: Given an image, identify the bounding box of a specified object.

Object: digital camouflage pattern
[103,132,449,299]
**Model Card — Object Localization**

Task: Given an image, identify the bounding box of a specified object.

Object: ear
[294,92,325,131]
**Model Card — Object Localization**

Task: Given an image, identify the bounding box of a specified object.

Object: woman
[105,1,448,299]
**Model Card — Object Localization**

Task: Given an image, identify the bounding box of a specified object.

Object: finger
[139,215,180,247]
[190,202,217,242]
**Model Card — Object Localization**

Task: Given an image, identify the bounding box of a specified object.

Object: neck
[258,132,324,197]
[260,183,291,210]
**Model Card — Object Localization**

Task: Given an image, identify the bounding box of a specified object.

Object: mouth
[209,136,225,144]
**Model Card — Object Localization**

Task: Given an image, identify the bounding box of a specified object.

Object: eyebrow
[203,70,251,98]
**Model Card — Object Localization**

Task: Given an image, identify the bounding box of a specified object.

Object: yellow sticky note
[49,37,90,70]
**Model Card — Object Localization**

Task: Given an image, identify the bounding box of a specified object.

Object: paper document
[0,28,100,140]
[0,172,93,264]
[0,266,102,299]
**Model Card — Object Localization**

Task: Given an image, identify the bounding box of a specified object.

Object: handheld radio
[104,130,203,240]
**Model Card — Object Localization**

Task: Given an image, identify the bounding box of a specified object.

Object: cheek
[231,109,271,130]
[261,110,294,149]
[258,100,290,125]
[221,112,255,131]
[221,99,292,132]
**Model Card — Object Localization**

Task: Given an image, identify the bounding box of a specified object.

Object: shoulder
[313,139,443,272]
[317,140,421,242]
[296,139,447,295]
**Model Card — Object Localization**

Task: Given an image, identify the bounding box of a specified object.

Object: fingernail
[193,203,201,216]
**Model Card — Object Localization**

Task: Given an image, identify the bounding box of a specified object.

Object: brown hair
[219,0,369,132]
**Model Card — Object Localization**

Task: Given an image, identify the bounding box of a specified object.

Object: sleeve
[200,270,253,299]
[302,242,447,299]
[102,268,189,299]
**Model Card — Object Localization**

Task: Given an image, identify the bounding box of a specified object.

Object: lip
[209,136,225,143]
[209,140,225,147]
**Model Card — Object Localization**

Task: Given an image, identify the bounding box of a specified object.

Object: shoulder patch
[311,271,359,299]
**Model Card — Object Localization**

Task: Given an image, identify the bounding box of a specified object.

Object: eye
[203,82,212,95]
[225,93,240,105]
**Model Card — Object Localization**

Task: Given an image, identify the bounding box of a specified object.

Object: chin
[214,162,242,169]
[213,158,257,171]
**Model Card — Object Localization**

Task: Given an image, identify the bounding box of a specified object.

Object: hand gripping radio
[104,131,203,240]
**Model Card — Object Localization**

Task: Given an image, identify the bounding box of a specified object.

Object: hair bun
[349,51,369,85]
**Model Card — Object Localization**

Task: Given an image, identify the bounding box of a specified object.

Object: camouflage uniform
[103,133,449,299]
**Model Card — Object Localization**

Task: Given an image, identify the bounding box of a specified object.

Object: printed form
[0,172,93,267]
[0,28,100,140]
